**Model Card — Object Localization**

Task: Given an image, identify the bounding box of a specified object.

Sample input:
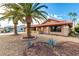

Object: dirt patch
[55,42,79,56]
[24,41,79,56]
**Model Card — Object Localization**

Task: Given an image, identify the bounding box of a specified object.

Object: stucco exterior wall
[43,27,50,34]
[32,25,71,36]
[62,25,70,36]
[35,27,50,34]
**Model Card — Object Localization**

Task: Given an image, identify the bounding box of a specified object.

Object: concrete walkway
[0,32,25,35]
[36,34,79,43]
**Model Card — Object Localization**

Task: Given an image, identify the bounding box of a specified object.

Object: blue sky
[44,3,79,22]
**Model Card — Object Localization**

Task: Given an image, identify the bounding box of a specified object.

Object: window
[21,28,23,30]
[50,26,61,32]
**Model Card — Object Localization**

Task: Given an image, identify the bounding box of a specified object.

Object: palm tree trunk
[74,21,75,28]
[26,16,32,38]
[72,20,75,29]
[14,23,18,35]
[26,22,31,37]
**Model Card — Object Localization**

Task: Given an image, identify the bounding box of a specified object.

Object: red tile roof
[31,18,72,27]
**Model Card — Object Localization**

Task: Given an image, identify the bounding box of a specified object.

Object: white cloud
[50,14,53,17]
[77,18,79,21]
[76,18,79,24]
[47,16,50,18]
[48,14,63,20]
[53,14,63,19]
[53,14,58,18]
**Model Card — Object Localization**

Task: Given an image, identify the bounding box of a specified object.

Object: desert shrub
[4,27,10,33]
[74,23,79,33]
[75,27,79,33]
[47,39,56,46]
[27,40,33,48]
[69,30,76,37]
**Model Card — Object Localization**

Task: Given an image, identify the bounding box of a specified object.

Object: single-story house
[31,18,72,36]
[9,25,25,32]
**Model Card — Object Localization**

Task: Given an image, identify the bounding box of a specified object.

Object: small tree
[68,12,77,29]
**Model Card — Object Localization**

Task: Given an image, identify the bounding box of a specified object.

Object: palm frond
[33,5,48,11]
[32,17,40,24]
[32,3,40,9]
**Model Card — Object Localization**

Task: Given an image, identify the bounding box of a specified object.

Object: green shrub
[75,27,79,33]
[27,40,32,48]
[74,23,79,33]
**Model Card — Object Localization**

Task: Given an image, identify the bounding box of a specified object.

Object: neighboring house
[17,25,25,32]
[8,25,25,32]
[0,25,25,33]
[31,19,72,36]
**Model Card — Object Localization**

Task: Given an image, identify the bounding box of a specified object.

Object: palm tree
[0,3,23,35]
[68,12,77,28]
[18,3,48,38]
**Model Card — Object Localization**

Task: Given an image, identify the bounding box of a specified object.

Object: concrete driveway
[0,32,25,35]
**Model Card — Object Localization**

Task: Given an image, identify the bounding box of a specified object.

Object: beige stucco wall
[35,27,50,34]
[43,27,50,34]
[62,25,70,36]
